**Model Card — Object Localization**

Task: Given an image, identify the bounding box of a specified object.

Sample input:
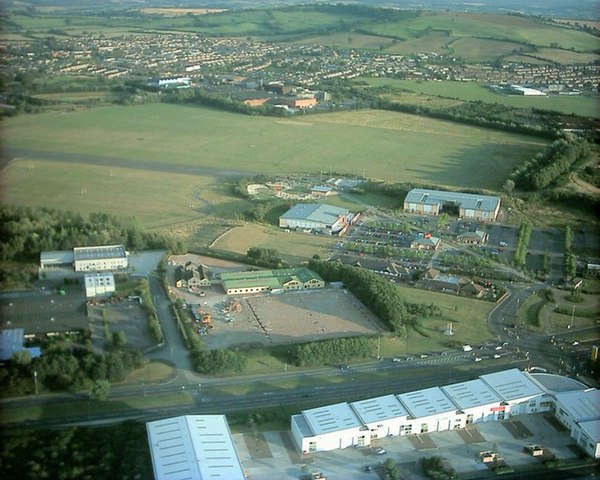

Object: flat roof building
[84,273,115,298]
[279,203,359,235]
[146,415,246,480]
[40,245,128,273]
[404,188,500,222]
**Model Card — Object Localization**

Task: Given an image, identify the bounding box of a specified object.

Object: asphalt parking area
[458,427,486,444]
[408,434,437,450]
[243,433,273,460]
[502,420,533,440]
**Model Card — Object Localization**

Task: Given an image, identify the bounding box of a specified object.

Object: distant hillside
[9,0,599,20]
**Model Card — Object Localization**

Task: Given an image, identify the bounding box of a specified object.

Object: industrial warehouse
[145,369,599,480]
[403,188,501,222]
[290,369,600,459]
[40,244,128,272]
[279,203,360,235]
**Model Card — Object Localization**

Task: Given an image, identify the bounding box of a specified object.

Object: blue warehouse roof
[404,189,500,212]
[280,203,352,226]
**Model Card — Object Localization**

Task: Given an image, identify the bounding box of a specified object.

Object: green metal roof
[221,268,323,291]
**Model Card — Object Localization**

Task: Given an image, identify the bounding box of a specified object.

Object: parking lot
[233,413,581,480]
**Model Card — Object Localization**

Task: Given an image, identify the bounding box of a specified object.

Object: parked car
[375,447,386,455]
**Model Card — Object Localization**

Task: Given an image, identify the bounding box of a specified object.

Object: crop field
[3,103,547,191]
[291,32,391,50]
[522,48,599,65]
[367,12,597,52]
[446,37,532,62]
[364,78,599,117]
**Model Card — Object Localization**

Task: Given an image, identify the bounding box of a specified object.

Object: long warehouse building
[403,188,501,222]
[291,368,599,459]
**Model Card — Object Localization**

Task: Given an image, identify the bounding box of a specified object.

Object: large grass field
[3,103,547,191]
[212,223,338,264]
[364,78,599,117]
[0,157,250,230]
[366,12,597,52]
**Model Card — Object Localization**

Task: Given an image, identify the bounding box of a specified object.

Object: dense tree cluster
[0,421,152,480]
[308,259,408,334]
[0,205,182,263]
[419,456,457,480]
[191,348,247,374]
[510,136,591,190]
[0,342,145,396]
[289,336,372,367]
[246,247,285,268]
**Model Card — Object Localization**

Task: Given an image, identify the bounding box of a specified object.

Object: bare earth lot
[203,289,386,350]
[88,300,156,351]
[167,254,387,349]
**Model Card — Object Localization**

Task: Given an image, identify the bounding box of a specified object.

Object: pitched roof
[404,189,500,213]
[280,203,352,226]
[146,415,246,480]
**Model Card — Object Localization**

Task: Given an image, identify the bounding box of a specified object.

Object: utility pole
[569,305,575,329]
[33,370,38,395]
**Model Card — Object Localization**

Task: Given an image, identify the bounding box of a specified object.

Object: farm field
[2,103,547,191]
[364,78,599,117]
[366,12,597,52]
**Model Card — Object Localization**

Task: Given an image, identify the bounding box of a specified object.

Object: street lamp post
[33,370,38,395]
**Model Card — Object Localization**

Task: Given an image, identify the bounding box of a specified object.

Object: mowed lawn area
[3,103,547,190]
[365,78,599,118]
[382,284,496,355]
[213,223,338,264]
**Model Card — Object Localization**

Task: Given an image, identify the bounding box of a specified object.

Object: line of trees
[513,222,533,267]
[564,225,577,280]
[510,135,591,191]
[289,336,372,367]
[308,259,408,335]
[0,205,184,262]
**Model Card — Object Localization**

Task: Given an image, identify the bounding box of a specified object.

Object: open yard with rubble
[201,289,386,350]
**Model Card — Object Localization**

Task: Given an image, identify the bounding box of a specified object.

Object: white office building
[554,389,600,459]
[84,273,115,298]
[73,245,128,272]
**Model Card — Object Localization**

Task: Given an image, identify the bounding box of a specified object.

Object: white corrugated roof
[303,402,363,435]
[351,394,409,424]
[480,368,544,401]
[146,415,245,480]
[442,379,502,410]
[398,387,457,419]
[555,389,600,423]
